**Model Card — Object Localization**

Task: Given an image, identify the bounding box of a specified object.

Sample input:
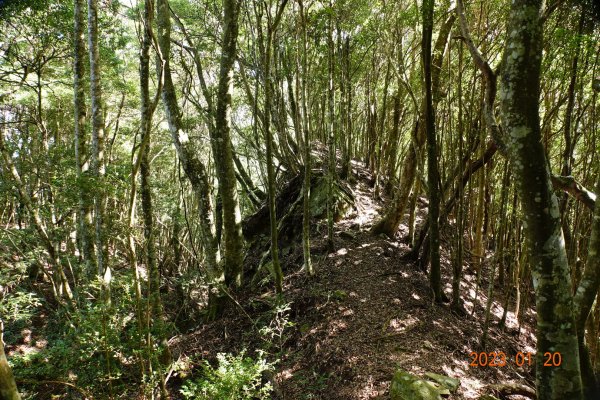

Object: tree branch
[550,175,596,210]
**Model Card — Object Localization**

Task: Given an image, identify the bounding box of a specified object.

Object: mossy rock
[309,175,353,220]
[390,370,451,400]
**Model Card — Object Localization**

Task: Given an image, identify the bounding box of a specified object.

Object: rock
[478,396,500,400]
[424,372,460,393]
[390,369,451,400]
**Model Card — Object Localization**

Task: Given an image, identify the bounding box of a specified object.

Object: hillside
[168,161,537,399]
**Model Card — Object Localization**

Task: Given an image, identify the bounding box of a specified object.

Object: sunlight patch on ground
[441,364,484,398]
[327,319,348,336]
[387,314,419,333]
[336,247,348,256]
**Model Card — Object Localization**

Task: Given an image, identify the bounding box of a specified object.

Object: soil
[169,159,537,400]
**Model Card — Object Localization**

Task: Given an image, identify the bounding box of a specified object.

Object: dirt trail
[171,161,536,399]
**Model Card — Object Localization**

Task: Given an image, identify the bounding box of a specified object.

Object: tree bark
[156,0,222,290]
[422,0,442,302]
[500,1,583,397]
[298,0,313,276]
[326,0,335,252]
[371,14,455,237]
[573,174,600,399]
[212,0,245,288]
[263,0,289,293]
[73,0,95,274]
[139,1,169,394]
[0,321,21,400]
[87,0,108,279]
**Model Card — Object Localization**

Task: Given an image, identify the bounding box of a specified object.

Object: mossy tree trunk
[499,1,583,398]
[156,0,222,311]
[213,0,245,288]
[139,0,169,396]
[573,157,600,399]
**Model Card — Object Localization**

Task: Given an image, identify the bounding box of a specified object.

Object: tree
[212,0,245,288]
[421,0,442,303]
[73,0,94,274]
[371,13,454,238]
[87,0,108,279]
[156,0,223,313]
[0,321,21,400]
[263,0,289,293]
[499,0,583,397]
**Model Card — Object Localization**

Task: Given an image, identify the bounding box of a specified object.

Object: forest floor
[169,159,538,400]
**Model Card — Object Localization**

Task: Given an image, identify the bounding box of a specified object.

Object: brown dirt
[169,160,537,400]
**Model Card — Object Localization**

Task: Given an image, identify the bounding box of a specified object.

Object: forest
[0,0,599,398]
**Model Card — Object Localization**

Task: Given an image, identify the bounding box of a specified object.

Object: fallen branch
[489,382,536,399]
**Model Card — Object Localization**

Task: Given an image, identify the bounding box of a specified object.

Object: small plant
[257,297,295,353]
[180,350,274,400]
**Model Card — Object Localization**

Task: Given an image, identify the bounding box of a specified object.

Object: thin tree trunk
[156,0,222,312]
[422,0,442,303]
[326,0,335,252]
[263,0,289,293]
[371,14,455,237]
[574,173,600,399]
[384,93,402,194]
[73,0,95,275]
[87,0,108,279]
[213,0,245,288]
[139,0,169,396]
[298,0,313,276]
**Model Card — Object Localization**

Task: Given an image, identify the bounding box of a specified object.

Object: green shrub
[180,350,274,400]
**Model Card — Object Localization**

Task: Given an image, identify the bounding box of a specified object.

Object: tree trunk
[422,0,442,303]
[384,93,402,194]
[371,14,455,237]
[156,0,222,296]
[574,173,600,399]
[500,1,583,398]
[326,0,335,252]
[0,321,21,400]
[87,0,108,279]
[213,0,245,288]
[263,0,289,293]
[73,0,95,275]
[139,0,169,396]
[298,0,313,276]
